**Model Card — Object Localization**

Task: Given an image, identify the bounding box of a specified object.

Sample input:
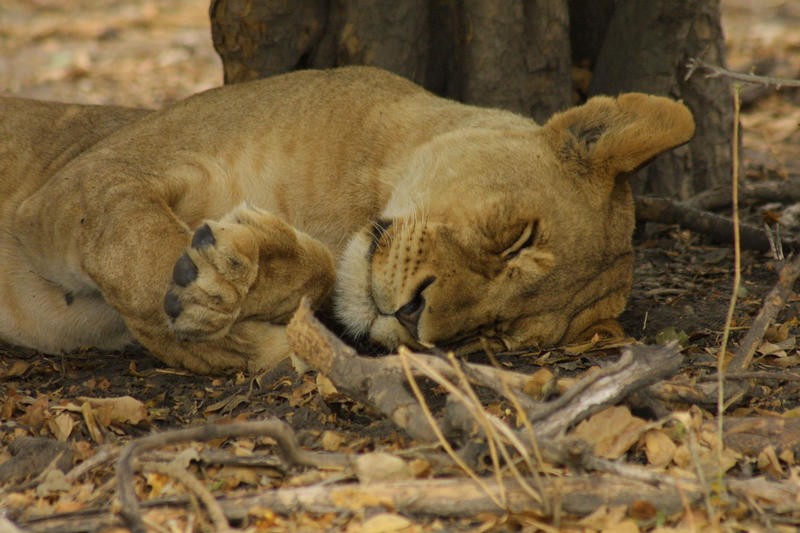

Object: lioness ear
[543,93,695,182]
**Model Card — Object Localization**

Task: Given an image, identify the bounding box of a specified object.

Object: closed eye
[500,220,538,261]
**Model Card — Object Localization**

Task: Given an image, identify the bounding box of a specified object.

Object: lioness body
[0,67,694,373]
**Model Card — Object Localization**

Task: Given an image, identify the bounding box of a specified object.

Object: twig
[64,446,117,483]
[634,196,799,253]
[117,419,349,533]
[140,460,232,533]
[524,349,633,423]
[702,370,800,382]
[687,423,717,522]
[484,349,550,515]
[686,57,800,88]
[397,349,505,510]
[415,349,544,506]
[443,352,507,506]
[728,253,800,372]
[716,85,743,474]
[532,343,683,439]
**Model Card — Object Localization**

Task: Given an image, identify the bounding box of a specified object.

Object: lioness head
[335,93,694,354]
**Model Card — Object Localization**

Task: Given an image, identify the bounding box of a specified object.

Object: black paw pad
[172,254,198,287]
[164,291,182,319]
[191,224,216,248]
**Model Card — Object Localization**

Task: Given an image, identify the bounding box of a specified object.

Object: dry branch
[684,180,800,211]
[288,299,683,442]
[686,57,800,88]
[635,196,799,252]
[117,418,350,533]
[531,342,682,438]
[287,298,539,441]
[729,253,800,372]
[19,475,691,532]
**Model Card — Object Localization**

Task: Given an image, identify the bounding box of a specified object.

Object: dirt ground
[2,1,800,532]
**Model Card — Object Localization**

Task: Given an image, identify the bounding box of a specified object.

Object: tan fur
[0,67,694,373]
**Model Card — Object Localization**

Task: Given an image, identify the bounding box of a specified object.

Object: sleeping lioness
[0,67,694,373]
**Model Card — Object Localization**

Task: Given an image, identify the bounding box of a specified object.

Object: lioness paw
[164,216,261,341]
[163,205,336,344]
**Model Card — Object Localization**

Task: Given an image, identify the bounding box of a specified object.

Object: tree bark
[210,0,572,122]
[589,0,733,198]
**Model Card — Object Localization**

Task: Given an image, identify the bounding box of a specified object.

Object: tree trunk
[589,0,732,198]
[209,0,732,197]
[210,0,572,122]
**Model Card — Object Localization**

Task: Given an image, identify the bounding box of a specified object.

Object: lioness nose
[394,276,435,340]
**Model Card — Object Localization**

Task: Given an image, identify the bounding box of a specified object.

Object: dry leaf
[217,465,260,488]
[47,413,75,442]
[79,396,148,425]
[20,397,49,431]
[408,458,431,478]
[35,469,70,496]
[758,445,784,478]
[316,373,339,398]
[361,513,414,533]
[355,452,412,483]
[629,499,658,521]
[169,447,199,470]
[4,360,31,378]
[522,368,555,400]
[145,472,173,498]
[643,429,677,468]
[320,430,345,451]
[54,499,86,514]
[572,406,647,459]
[80,401,104,444]
[758,340,788,357]
[767,323,791,343]
[604,519,641,533]
[779,448,795,465]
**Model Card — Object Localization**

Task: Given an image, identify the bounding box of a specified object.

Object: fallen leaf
[523,368,555,400]
[54,499,86,514]
[758,445,784,478]
[169,447,199,470]
[145,472,173,498]
[643,429,677,468]
[217,465,260,488]
[36,469,70,496]
[316,373,338,398]
[47,413,75,442]
[80,401,104,444]
[355,452,412,483]
[629,499,658,521]
[604,519,641,533]
[79,396,148,425]
[766,323,791,343]
[572,406,647,459]
[408,458,431,478]
[361,512,414,533]
[20,397,50,431]
[321,430,345,451]
[655,327,689,347]
[4,360,31,378]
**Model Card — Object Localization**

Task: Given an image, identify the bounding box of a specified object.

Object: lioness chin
[0,67,694,373]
